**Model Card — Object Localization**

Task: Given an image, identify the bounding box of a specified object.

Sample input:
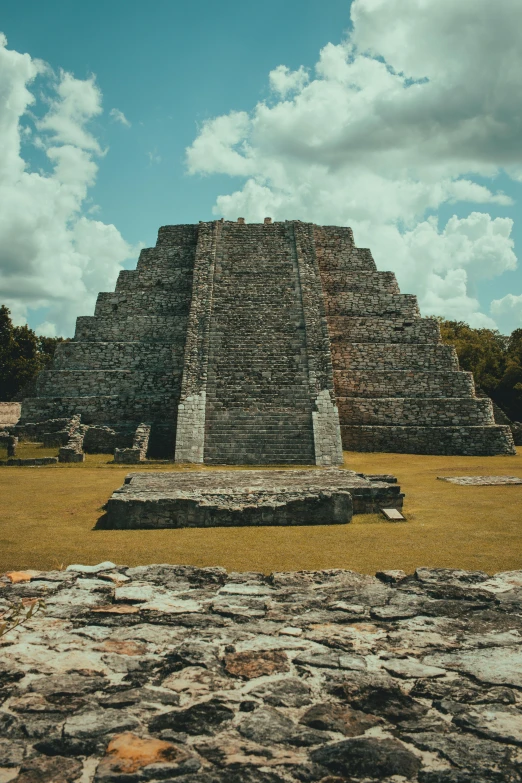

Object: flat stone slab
[1,563,522,782]
[103,468,404,529]
[438,475,522,486]
[381,507,406,521]
[0,457,58,467]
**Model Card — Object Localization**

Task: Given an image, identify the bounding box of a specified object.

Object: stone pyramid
[20,219,515,462]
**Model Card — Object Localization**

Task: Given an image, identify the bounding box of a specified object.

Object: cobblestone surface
[1,564,522,782]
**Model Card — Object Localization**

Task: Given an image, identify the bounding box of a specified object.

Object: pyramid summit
[20,219,516,462]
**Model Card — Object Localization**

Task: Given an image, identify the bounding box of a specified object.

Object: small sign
[380,507,405,521]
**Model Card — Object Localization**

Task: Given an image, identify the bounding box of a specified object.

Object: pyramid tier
[341,424,516,455]
[36,369,182,398]
[337,396,495,426]
[332,343,458,371]
[52,341,184,370]
[75,315,188,342]
[321,270,400,295]
[21,394,177,425]
[115,267,193,292]
[94,290,191,318]
[327,316,441,344]
[324,292,420,318]
[334,370,475,398]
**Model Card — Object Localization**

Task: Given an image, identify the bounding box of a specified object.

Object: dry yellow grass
[1,447,521,575]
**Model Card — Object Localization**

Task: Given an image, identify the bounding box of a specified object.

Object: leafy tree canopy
[436,318,522,422]
[0,306,66,402]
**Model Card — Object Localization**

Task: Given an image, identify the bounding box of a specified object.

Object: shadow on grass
[93,508,110,529]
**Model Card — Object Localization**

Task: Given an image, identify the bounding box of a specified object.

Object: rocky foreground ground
[1,564,522,783]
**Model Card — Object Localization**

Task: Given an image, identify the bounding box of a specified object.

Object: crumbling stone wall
[19,220,515,460]
[58,419,86,463]
[0,432,17,457]
[82,426,133,454]
[114,422,152,464]
[0,402,20,427]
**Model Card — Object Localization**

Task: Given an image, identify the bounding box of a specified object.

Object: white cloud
[0,34,136,336]
[37,71,103,152]
[186,0,522,331]
[186,112,251,176]
[269,65,309,97]
[109,107,130,127]
[490,294,522,334]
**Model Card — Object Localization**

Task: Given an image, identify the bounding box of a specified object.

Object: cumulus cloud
[186,0,522,331]
[269,65,309,97]
[0,34,135,336]
[109,107,130,127]
[490,294,522,334]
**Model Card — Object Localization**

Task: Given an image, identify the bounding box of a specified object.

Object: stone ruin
[2,563,522,782]
[15,219,515,463]
[0,402,20,427]
[102,469,404,529]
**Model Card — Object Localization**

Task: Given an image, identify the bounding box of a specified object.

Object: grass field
[1,445,521,575]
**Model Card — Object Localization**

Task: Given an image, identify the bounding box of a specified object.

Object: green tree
[436,318,521,422]
[0,306,66,402]
[495,328,522,421]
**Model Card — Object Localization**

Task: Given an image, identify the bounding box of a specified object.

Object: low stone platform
[438,475,522,486]
[103,469,404,529]
[2,563,522,782]
[0,457,58,467]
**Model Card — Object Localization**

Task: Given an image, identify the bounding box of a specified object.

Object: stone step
[325,292,420,318]
[331,343,458,371]
[37,370,182,399]
[53,341,184,371]
[334,370,475,398]
[116,268,193,292]
[74,315,188,342]
[206,430,314,439]
[327,316,441,344]
[321,270,400,295]
[20,394,180,426]
[341,424,516,455]
[136,240,197,272]
[155,224,199,247]
[315,244,378,272]
[94,291,191,318]
[337,396,495,426]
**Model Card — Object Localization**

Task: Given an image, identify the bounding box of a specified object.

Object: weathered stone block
[103,468,404,529]
[58,448,85,463]
[0,402,20,425]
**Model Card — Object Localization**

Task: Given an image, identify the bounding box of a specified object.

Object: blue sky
[2,0,352,245]
[1,0,521,335]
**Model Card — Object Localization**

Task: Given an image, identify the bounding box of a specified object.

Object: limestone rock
[311,737,421,779]
[2,562,522,782]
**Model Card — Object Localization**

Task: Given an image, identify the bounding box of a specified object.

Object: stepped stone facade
[20,220,515,461]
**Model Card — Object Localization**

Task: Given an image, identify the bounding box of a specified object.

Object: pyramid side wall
[315,225,516,456]
[21,226,198,456]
